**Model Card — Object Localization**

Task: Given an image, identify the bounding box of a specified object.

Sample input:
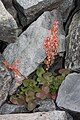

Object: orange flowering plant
[3,59,26,79]
[44,20,59,70]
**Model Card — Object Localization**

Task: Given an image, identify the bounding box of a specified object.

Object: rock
[56,73,80,113]
[59,0,74,22]
[12,0,74,28]
[64,0,80,35]
[0,0,18,43]
[0,103,28,114]
[65,10,80,70]
[12,0,63,27]
[1,0,17,20]
[3,10,65,95]
[33,99,56,112]
[0,54,12,107]
[1,0,22,32]
[0,111,73,120]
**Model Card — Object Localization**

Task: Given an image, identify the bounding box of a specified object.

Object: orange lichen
[44,20,59,70]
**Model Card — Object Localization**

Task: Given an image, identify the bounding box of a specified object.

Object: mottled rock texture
[12,0,74,28]
[65,10,80,70]
[12,0,63,27]
[59,0,74,22]
[1,0,17,20]
[33,99,55,112]
[0,0,18,43]
[56,73,80,113]
[0,103,28,114]
[0,55,12,107]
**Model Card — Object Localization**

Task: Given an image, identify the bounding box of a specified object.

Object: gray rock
[1,0,22,34]
[59,0,74,22]
[0,54,12,107]
[0,103,28,114]
[34,99,56,112]
[0,0,18,43]
[65,10,80,70]
[3,10,65,95]
[12,0,63,27]
[64,0,80,35]
[13,0,74,27]
[56,73,80,113]
[0,111,73,120]
[1,0,17,20]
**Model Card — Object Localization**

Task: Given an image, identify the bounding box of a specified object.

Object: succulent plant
[10,66,65,111]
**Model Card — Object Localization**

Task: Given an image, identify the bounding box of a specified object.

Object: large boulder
[12,0,63,27]
[0,0,18,43]
[12,0,74,28]
[0,111,73,120]
[65,10,80,70]
[3,10,65,94]
[0,54,12,107]
[56,73,80,113]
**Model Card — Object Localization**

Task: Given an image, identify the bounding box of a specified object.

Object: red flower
[44,20,59,70]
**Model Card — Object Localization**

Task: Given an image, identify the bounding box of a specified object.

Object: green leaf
[27,101,36,111]
[21,87,27,93]
[50,85,58,94]
[23,79,29,87]
[19,91,24,95]
[58,69,71,76]
[36,67,45,77]
[36,90,47,100]
[25,90,36,102]
[55,75,65,85]
[37,77,46,85]
[10,95,19,105]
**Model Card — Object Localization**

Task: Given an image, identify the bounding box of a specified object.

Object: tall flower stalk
[44,20,59,70]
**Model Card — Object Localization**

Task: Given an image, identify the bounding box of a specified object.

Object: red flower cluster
[44,20,59,70]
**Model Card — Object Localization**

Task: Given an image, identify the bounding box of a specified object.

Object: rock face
[0,111,73,120]
[0,103,28,114]
[59,0,74,22]
[0,54,12,107]
[3,10,65,94]
[12,0,63,27]
[12,0,74,28]
[65,10,80,70]
[0,0,18,43]
[56,73,80,113]
[1,0,17,20]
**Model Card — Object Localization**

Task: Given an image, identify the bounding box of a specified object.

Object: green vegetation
[10,67,69,111]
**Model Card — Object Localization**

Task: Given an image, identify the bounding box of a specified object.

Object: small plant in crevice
[3,59,27,82]
[10,66,67,111]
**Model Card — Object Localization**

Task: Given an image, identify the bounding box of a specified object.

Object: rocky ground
[0,0,80,120]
